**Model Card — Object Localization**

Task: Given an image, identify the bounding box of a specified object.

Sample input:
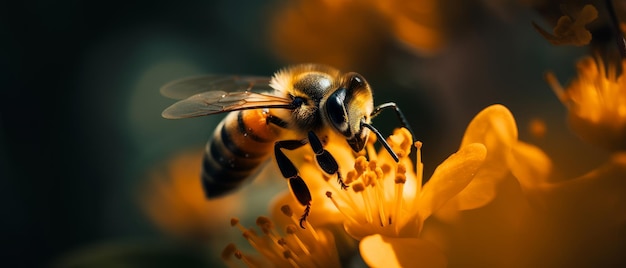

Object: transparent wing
[160,75,273,100]
[162,91,294,119]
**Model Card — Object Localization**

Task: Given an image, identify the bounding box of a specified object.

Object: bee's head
[323,72,374,152]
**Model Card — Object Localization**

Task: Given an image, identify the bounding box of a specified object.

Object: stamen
[234,250,258,268]
[369,161,388,227]
[353,182,374,223]
[325,191,360,224]
[280,205,319,240]
[396,149,406,159]
[414,141,424,189]
[283,250,302,268]
[241,229,265,257]
[256,216,273,233]
[256,217,283,251]
[393,169,407,234]
[363,171,376,187]
[344,170,357,185]
[545,72,568,105]
[280,205,293,217]
[354,156,368,175]
[286,225,311,255]
[222,243,236,258]
[231,218,247,233]
[608,58,617,82]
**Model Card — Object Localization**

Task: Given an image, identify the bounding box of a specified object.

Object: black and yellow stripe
[201,109,282,197]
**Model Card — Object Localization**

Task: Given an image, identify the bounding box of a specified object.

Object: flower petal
[418,143,487,219]
[507,141,552,190]
[453,104,518,210]
[460,104,518,149]
[360,234,447,268]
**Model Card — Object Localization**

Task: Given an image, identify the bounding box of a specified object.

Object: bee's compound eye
[326,89,349,134]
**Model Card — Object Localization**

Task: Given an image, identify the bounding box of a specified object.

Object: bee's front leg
[274,139,312,229]
[307,131,348,190]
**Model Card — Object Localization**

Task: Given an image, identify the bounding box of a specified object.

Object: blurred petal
[360,234,447,268]
[418,143,487,219]
[519,153,626,266]
[268,0,388,71]
[507,141,552,190]
[140,148,242,242]
[452,104,518,210]
[383,0,446,55]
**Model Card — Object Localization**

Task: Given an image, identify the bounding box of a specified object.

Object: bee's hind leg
[274,139,312,228]
[307,131,348,190]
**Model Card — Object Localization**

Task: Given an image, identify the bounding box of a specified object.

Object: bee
[161,64,413,228]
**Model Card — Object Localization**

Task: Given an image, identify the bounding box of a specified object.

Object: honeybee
[161,64,413,227]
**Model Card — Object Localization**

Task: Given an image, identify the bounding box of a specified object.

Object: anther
[221,243,237,260]
[281,205,293,217]
[395,173,407,184]
[352,182,365,193]
[354,156,368,175]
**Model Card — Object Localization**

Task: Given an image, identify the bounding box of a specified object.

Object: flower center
[326,128,423,238]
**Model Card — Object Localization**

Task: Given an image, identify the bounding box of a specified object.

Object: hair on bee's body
[162,63,412,227]
[201,64,345,196]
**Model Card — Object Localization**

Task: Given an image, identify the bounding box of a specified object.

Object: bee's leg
[274,139,312,228]
[307,131,348,190]
[370,102,416,141]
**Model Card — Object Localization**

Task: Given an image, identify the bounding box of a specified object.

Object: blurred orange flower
[546,56,626,151]
[140,148,243,243]
[268,0,447,71]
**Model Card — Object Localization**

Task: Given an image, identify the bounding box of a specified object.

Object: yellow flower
[222,211,341,268]
[546,56,626,151]
[532,4,598,46]
[325,128,486,238]
[323,129,486,267]
[270,105,544,267]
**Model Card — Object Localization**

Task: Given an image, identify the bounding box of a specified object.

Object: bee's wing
[162,91,294,119]
[160,75,273,100]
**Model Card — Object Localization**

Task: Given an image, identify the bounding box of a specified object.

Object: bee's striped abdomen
[201,110,281,197]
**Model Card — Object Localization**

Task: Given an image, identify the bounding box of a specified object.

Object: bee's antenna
[361,122,400,162]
